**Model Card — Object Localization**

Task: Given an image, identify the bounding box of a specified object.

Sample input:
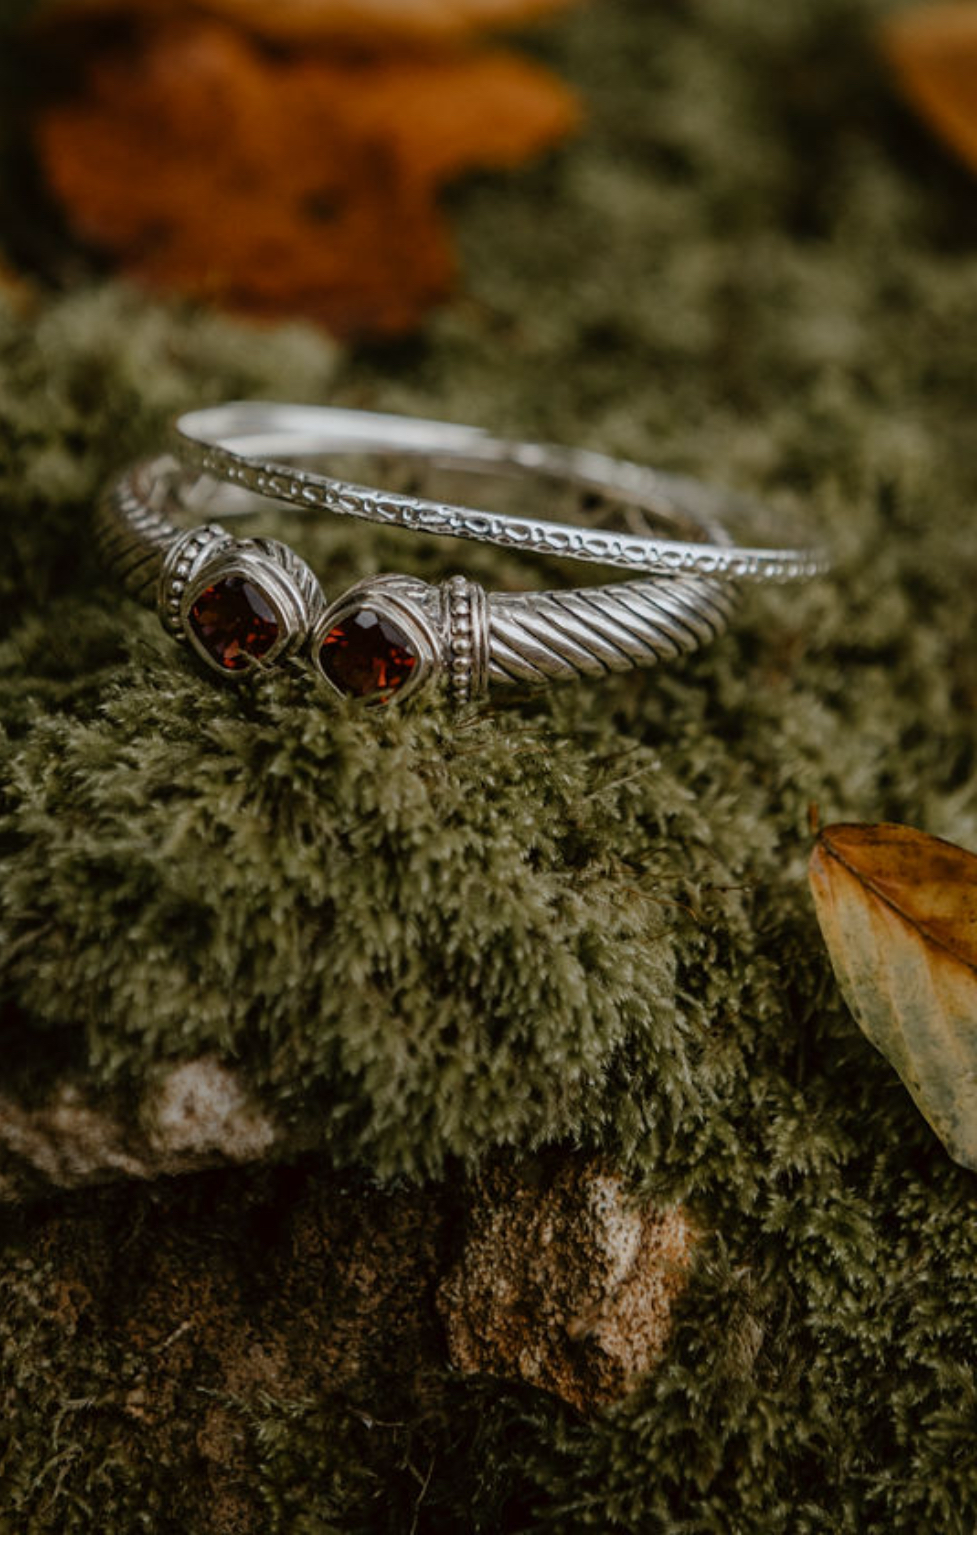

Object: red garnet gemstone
[187,576,281,671]
[317,608,418,699]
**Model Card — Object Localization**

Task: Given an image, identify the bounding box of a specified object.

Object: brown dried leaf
[880,1,977,175]
[37,0,577,44]
[809,821,977,1168]
[34,21,580,337]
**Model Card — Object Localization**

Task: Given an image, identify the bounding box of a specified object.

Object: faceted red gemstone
[317,608,418,699]
[187,576,281,671]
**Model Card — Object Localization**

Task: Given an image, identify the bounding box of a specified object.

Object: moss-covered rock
[2,0,977,1530]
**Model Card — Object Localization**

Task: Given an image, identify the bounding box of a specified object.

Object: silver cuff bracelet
[96,403,825,706]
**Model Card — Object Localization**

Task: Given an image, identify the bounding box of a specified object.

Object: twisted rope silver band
[98,448,739,703]
[173,403,828,583]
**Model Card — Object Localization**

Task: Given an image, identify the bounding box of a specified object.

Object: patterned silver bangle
[97,406,822,706]
[172,402,828,584]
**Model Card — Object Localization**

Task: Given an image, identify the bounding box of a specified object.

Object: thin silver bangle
[172,403,828,584]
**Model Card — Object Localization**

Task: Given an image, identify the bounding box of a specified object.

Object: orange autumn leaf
[37,0,577,44]
[34,21,580,338]
[880,1,977,174]
[810,822,977,1169]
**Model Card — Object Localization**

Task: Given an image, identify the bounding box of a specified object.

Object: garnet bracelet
[96,404,826,705]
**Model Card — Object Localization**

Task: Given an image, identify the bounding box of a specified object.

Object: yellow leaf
[880,1,977,176]
[809,822,977,1168]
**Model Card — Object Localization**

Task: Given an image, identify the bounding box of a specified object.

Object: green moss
[2,0,977,1530]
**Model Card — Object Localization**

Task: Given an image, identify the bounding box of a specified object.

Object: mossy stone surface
[2,0,977,1530]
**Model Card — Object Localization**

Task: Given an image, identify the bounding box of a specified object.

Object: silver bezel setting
[159,527,325,679]
[310,574,442,705]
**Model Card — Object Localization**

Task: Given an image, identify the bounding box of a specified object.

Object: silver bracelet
[97,407,823,706]
[173,402,828,584]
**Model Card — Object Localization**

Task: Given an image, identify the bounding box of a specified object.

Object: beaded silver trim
[443,575,489,704]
